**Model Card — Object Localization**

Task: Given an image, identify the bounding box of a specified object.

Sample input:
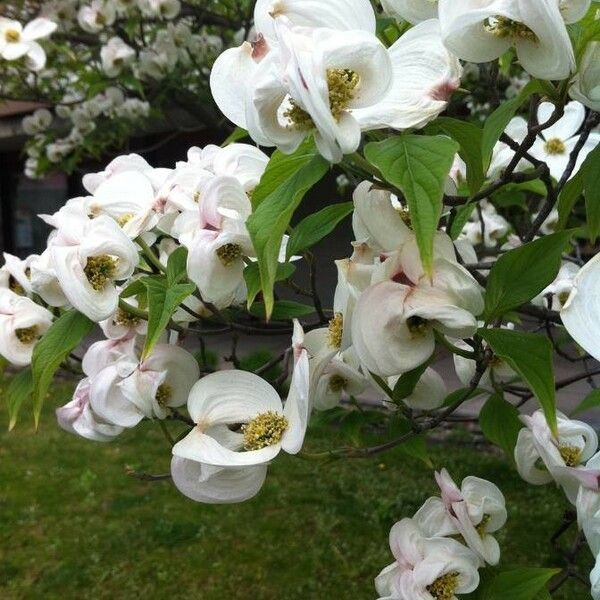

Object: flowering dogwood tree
[0,0,251,176]
[4,0,600,598]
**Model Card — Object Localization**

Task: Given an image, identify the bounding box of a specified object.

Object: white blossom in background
[438,0,585,80]
[570,42,600,111]
[0,289,53,367]
[22,108,53,135]
[531,101,600,180]
[77,1,116,33]
[0,17,57,71]
[459,200,510,248]
[101,37,136,77]
[533,261,579,311]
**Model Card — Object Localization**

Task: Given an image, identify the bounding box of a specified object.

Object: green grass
[0,380,593,599]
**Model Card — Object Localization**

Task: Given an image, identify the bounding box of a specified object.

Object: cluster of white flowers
[376,469,506,600]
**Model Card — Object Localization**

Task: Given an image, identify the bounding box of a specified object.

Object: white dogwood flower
[90,343,199,427]
[570,42,600,111]
[438,0,581,80]
[172,368,309,467]
[533,261,578,311]
[29,249,69,307]
[0,17,57,70]
[77,0,116,33]
[0,289,53,367]
[375,517,480,600]
[388,367,447,411]
[515,409,598,503]
[22,108,53,135]
[56,377,124,442]
[414,469,507,565]
[179,175,254,306]
[561,253,600,361]
[381,0,439,24]
[47,210,139,322]
[211,4,461,162]
[0,252,36,297]
[531,101,600,180]
[101,37,136,77]
[351,233,484,376]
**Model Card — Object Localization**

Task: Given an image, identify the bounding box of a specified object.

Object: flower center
[328,313,344,349]
[114,307,141,328]
[242,411,289,450]
[285,68,360,130]
[155,383,173,407]
[84,255,118,291]
[328,374,347,393]
[9,276,24,295]
[558,291,570,307]
[395,206,411,226]
[15,325,39,344]
[427,572,460,600]
[544,138,566,155]
[476,513,492,538]
[95,12,107,26]
[559,444,582,467]
[485,16,537,42]
[117,213,134,227]
[407,316,430,337]
[5,29,21,43]
[216,243,243,267]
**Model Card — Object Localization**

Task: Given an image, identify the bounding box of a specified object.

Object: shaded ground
[0,381,593,599]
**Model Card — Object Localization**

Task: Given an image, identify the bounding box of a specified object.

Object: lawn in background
[0,380,593,599]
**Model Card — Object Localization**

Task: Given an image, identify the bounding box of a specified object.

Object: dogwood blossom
[101,37,136,77]
[570,42,600,111]
[56,378,124,442]
[0,289,54,367]
[0,17,57,71]
[414,469,507,565]
[561,253,600,360]
[43,210,139,322]
[515,409,598,502]
[530,101,600,180]
[172,367,309,468]
[438,0,582,80]
[211,0,461,161]
[375,518,480,600]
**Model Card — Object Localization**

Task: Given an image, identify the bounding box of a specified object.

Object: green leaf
[478,567,561,600]
[572,388,600,416]
[365,135,459,274]
[248,300,315,321]
[484,230,574,320]
[479,329,557,435]
[481,80,544,170]
[584,145,600,242]
[251,139,324,208]
[222,127,248,146]
[4,368,33,431]
[246,146,328,318]
[479,393,522,458]
[449,203,476,240]
[428,117,485,195]
[166,246,189,286]
[287,202,353,258]
[388,416,432,466]
[31,311,94,428]
[142,278,196,359]
[244,262,296,308]
[393,362,430,403]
